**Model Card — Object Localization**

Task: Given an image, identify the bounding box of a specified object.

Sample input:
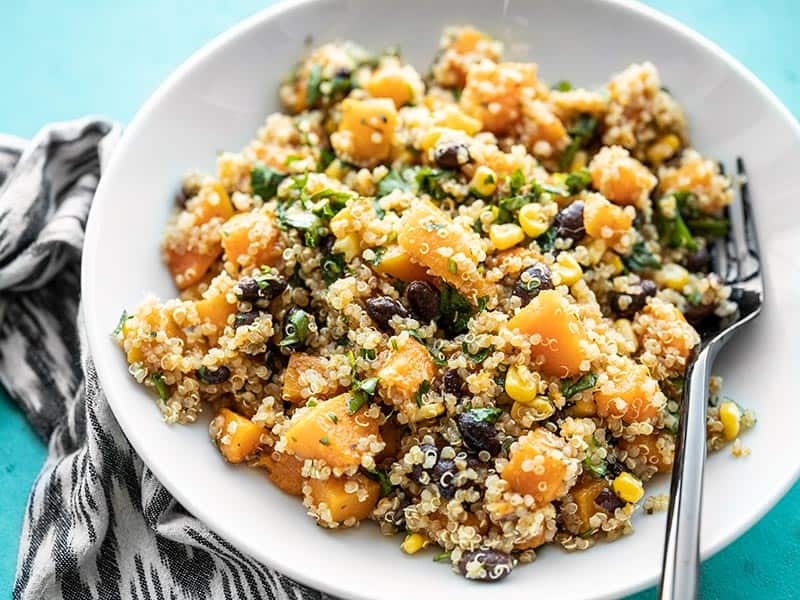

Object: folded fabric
[0,118,327,600]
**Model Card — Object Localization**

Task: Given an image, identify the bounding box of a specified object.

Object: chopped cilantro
[377,169,414,197]
[554,80,573,91]
[151,373,169,402]
[622,241,662,272]
[561,373,597,399]
[478,296,489,312]
[320,252,347,285]
[305,63,323,105]
[509,169,526,195]
[318,148,336,171]
[448,258,458,274]
[536,226,558,252]
[372,197,386,219]
[437,283,473,336]
[327,412,339,424]
[113,309,131,336]
[467,407,503,423]
[565,168,592,194]
[461,342,494,364]
[415,379,431,407]
[251,164,287,200]
[362,467,393,497]
[559,113,598,171]
[319,436,330,446]
[278,309,310,347]
[433,551,452,563]
[583,458,608,478]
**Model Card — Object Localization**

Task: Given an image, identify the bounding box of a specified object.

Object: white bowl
[82,1,800,598]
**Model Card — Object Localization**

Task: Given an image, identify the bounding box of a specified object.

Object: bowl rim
[82,0,800,598]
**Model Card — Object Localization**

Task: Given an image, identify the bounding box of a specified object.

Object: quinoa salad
[115,26,755,582]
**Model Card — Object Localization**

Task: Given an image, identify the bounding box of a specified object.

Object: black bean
[684,301,716,324]
[443,370,465,396]
[333,66,352,79]
[513,262,554,306]
[236,274,287,303]
[455,412,501,456]
[175,189,188,209]
[406,281,440,322]
[409,444,458,499]
[683,246,710,273]
[555,200,585,242]
[234,311,260,328]
[197,365,231,384]
[607,460,626,479]
[433,142,471,170]
[608,279,657,318]
[365,296,409,331]
[457,549,515,582]
[595,488,626,513]
[319,234,336,254]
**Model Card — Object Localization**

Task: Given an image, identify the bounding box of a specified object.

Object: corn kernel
[553,253,583,286]
[415,403,445,421]
[570,149,588,172]
[470,166,497,197]
[656,263,689,291]
[646,133,681,166]
[614,318,638,353]
[505,364,539,404]
[613,472,644,504]
[401,533,428,554]
[510,399,554,424]
[585,239,607,265]
[604,251,624,275]
[324,159,347,180]
[489,223,525,250]
[420,127,446,152]
[719,401,741,441]
[518,203,550,238]
[332,233,361,261]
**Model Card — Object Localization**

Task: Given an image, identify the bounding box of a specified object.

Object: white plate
[82,1,800,598]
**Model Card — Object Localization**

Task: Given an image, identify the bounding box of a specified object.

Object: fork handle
[658,348,715,600]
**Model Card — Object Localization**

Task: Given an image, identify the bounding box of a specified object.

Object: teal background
[1,1,798,598]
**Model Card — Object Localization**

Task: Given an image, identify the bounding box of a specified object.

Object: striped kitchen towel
[0,118,327,600]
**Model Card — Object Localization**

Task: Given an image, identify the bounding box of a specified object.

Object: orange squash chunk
[167,249,219,290]
[215,408,264,463]
[507,290,588,377]
[221,211,283,271]
[618,434,673,473]
[282,353,342,405]
[373,245,432,283]
[194,289,236,331]
[460,61,537,135]
[283,393,381,469]
[595,359,662,423]
[377,338,436,414]
[634,298,699,364]
[398,199,493,302]
[258,451,305,496]
[503,429,570,504]
[331,98,397,167]
[572,478,615,532]
[366,63,417,108]
[307,474,380,523]
[583,193,633,242]
[589,146,657,206]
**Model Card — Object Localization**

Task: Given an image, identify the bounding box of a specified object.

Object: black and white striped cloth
[0,119,328,600]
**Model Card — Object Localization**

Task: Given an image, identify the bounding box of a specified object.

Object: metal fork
[658,157,764,599]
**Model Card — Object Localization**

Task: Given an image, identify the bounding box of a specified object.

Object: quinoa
[114,26,753,582]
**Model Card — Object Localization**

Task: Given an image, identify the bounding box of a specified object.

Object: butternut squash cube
[618,434,673,473]
[331,98,397,167]
[595,358,663,423]
[221,210,283,271]
[583,193,634,242]
[257,451,305,496]
[502,429,573,504]
[366,61,421,108]
[373,245,432,282]
[167,249,219,290]
[398,198,493,302]
[307,474,380,523]
[194,289,236,331]
[282,353,343,405]
[589,146,657,206]
[377,338,436,418]
[215,408,264,463]
[460,61,537,135]
[506,290,588,377]
[283,393,381,469]
[572,478,614,532]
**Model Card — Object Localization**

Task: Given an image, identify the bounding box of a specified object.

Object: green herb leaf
[279,309,311,347]
[478,296,489,312]
[565,168,592,194]
[321,252,347,285]
[554,80,573,92]
[583,458,608,478]
[319,436,330,446]
[356,377,379,395]
[536,227,558,252]
[438,283,473,336]
[251,164,287,200]
[306,63,323,106]
[347,392,368,414]
[461,342,494,364]
[415,379,431,407]
[377,169,414,197]
[559,113,598,171]
[622,241,662,272]
[509,169,525,195]
[327,412,339,424]
[468,407,503,424]
[447,258,458,274]
[151,373,169,401]
[362,467,393,497]
[433,551,452,563]
[561,373,597,399]
[318,148,336,171]
[372,197,386,219]
[113,309,131,336]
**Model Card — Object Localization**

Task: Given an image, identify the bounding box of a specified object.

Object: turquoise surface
[1,1,798,598]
